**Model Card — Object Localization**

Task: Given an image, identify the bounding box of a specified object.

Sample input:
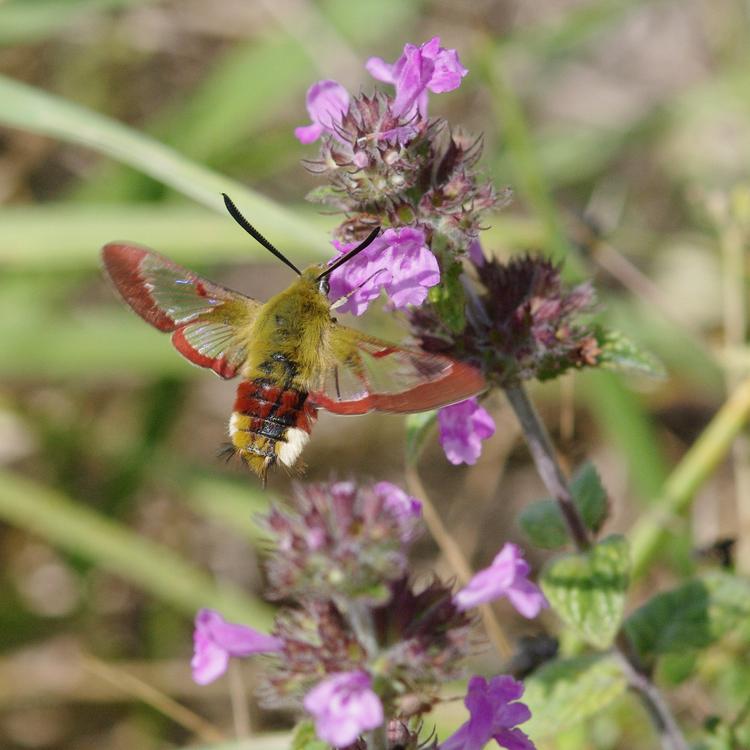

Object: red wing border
[102,242,257,378]
[310,329,486,414]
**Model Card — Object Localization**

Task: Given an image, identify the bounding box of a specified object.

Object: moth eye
[318,278,330,295]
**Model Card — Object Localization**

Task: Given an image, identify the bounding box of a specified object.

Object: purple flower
[454,543,548,619]
[468,237,486,266]
[295,79,350,144]
[438,398,495,465]
[366,36,468,118]
[328,226,440,315]
[440,675,535,750]
[191,609,283,685]
[374,481,422,542]
[303,670,384,746]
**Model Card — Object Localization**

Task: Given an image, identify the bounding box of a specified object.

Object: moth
[102,194,485,481]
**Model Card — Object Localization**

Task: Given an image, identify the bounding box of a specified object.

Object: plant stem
[367,724,389,750]
[505,382,688,750]
[614,646,688,750]
[504,385,591,550]
[339,599,387,750]
[718,208,750,575]
[630,375,750,578]
[404,465,513,660]
[343,598,379,660]
[82,655,225,743]
[228,660,251,739]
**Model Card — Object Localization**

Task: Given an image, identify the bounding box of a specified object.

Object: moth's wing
[102,242,259,378]
[309,325,486,415]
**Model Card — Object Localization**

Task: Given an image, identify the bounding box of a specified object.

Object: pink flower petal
[304,671,384,747]
[439,675,536,750]
[374,481,422,542]
[294,123,323,144]
[453,543,548,619]
[191,631,230,686]
[191,609,282,685]
[468,238,485,266]
[392,44,435,117]
[438,398,495,466]
[367,38,468,119]
[295,79,349,144]
[365,56,394,83]
[327,226,439,316]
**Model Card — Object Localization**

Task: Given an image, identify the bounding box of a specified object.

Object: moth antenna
[317,227,381,280]
[222,193,302,276]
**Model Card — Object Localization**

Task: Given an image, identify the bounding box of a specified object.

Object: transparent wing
[102,242,258,378]
[309,325,486,414]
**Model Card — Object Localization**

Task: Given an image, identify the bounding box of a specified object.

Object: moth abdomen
[229,380,318,480]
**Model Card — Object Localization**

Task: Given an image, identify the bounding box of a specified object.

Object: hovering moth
[102,194,485,481]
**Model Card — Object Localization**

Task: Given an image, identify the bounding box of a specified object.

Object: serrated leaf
[405,409,437,466]
[596,328,666,379]
[570,461,609,533]
[523,654,628,740]
[291,721,327,750]
[518,462,609,549]
[541,535,630,648]
[624,571,750,665]
[518,499,569,549]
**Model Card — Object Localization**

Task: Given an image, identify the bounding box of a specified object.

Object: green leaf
[518,461,609,549]
[541,535,630,648]
[518,499,569,549]
[624,571,750,665]
[570,461,609,533]
[291,722,328,750]
[524,654,628,740]
[656,652,698,686]
[405,410,438,466]
[596,328,666,379]
[428,258,466,333]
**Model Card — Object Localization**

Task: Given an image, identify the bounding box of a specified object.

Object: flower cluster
[410,255,601,389]
[191,480,543,749]
[263,480,421,603]
[295,40,604,471]
[297,37,500,317]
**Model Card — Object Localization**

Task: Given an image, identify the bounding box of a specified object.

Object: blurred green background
[0,0,748,748]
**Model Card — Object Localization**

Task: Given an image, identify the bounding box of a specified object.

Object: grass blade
[0,469,273,627]
[0,75,314,246]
